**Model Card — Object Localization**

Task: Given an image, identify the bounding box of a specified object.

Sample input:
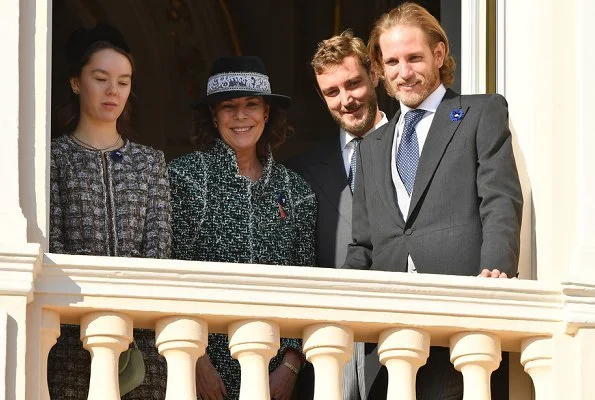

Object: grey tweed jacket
[50,134,171,258]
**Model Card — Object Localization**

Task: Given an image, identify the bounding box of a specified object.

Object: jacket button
[404,228,413,236]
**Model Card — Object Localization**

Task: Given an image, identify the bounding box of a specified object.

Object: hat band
[207,72,271,96]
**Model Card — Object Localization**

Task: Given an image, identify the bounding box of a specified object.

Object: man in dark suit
[343,3,523,399]
[287,30,387,399]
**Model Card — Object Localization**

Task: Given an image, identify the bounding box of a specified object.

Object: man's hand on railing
[478,268,516,279]
[196,354,227,400]
[269,350,301,400]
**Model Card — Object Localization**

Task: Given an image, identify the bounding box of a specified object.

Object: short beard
[332,98,378,136]
[384,69,440,109]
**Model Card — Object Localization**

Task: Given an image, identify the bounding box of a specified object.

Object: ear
[433,42,446,69]
[69,77,80,94]
[264,103,270,120]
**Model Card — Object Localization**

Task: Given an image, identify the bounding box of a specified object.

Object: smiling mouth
[231,127,252,133]
[398,81,419,89]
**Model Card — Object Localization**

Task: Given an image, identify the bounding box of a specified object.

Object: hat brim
[191,91,291,110]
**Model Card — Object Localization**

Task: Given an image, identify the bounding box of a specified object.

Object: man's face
[379,25,445,108]
[315,55,380,136]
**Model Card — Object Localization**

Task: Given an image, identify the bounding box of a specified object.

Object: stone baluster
[521,336,552,400]
[40,310,60,400]
[80,311,132,400]
[229,320,280,400]
[156,316,208,400]
[303,323,353,400]
[378,328,430,400]
[450,332,501,400]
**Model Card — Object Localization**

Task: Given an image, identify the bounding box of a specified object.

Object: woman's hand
[196,354,227,400]
[269,350,301,400]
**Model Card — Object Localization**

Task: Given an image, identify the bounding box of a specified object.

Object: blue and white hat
[193,56,291,109]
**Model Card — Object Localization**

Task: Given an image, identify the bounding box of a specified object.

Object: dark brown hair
[368,2,456,87]
[191,98,293,157]
[53,40,136,138]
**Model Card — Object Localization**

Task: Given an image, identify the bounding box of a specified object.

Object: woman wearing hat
[49,23,171,398]
[169,56,316,400]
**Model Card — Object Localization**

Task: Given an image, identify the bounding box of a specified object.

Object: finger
[479,268,489,277]
[490,269,501,278]
[499,272,508,279]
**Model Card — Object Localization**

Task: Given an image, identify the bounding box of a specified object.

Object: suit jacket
[344,89,523,276]
[288,135,369,400]
[287,135,352,268]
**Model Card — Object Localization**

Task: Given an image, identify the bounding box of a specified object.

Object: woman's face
[212,96,270,155]
[70,48,132,126]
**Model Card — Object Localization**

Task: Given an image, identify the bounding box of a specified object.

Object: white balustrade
[521,336,553,400]
[303,323,353,400]
[80,311,132,400]
[378,328,430,400]
[156,316,208,400]
[229,319,280,400]
[40,309,60,400]
[450,332,501,400]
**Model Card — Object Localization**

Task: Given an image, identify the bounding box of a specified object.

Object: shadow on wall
[509,120,535,280]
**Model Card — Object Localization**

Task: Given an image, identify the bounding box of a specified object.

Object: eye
[323,89,338,97]
[347,79,362,89]
[118,81,130,87]
[95,77,107,82]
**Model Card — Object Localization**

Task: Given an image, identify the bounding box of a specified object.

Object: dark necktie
[396,109,426,195]
[348,137,362,193]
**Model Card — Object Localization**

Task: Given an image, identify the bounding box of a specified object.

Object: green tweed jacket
[168,139,317,400]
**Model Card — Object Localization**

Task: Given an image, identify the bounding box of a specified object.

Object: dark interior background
[51,0,460,161]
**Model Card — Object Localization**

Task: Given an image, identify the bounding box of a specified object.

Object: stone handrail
[20,253,595,399]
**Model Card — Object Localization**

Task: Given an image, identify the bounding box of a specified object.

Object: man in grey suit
[343,3,523,399]
[287,31,387,399]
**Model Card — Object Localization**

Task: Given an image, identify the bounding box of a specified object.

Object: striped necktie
[348,137,362,193]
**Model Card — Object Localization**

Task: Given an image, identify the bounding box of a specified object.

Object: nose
[235,106,248,119]
[339,89,354,108]
[106,80,118,96]
[398,62,414,80]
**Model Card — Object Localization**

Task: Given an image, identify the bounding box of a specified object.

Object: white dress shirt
[340,112,388,176]
[390,84,447,272]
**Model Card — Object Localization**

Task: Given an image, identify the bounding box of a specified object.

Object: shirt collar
[399,83,447,116]
[340,111,388,150]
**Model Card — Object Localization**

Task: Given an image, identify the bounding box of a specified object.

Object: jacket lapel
[306,136,352,219]
[372,112,405,228]
[408,89,468,219]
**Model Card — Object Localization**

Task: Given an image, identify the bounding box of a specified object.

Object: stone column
[520,336,552,400]
[156,316,208,400]
[378,328,430,400]
[81,311,132,400]
[303,323,353,400]
[229,320,280,400]
[0,0,28,244]
[450,332,501,400]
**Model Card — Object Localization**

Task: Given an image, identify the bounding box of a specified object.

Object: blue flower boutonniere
[450,108,465,122]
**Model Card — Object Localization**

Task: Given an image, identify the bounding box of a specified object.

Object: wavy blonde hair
[368,2,456,87]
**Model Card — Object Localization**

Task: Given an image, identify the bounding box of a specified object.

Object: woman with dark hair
[169,56,316,400]
[48,23,171,399]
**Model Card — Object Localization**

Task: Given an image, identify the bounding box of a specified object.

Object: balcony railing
[12,252,595,399]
